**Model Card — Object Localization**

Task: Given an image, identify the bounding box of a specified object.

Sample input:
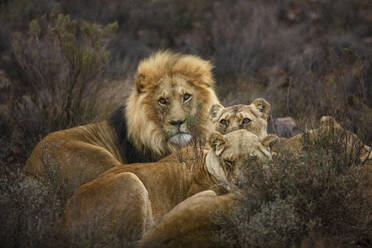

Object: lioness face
[209,98,271,139]
[150,74,205,146]
[208,130,272,184]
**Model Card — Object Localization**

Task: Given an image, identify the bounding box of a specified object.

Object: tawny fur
[137,190,239,248]
[126,51,219,157]
[209,97,271,139]
[62,130,272,244]
[24,51,220,197]
[266,116,371,161]
[138,116,372,248]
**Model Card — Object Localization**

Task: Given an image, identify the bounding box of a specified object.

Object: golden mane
[125,51,219,158]
[135,51,215,92]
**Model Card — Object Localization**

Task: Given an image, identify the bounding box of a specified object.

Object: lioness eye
[224,159,233,167]
[242,118,251,124]
[220,119,227,125]
[183,93,191,102]
[158,98,167,105]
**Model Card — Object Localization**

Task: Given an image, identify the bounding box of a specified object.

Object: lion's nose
[169,119,185,127]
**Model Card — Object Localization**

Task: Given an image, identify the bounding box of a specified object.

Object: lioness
[209,98,271,139]
[62,130,272,243]
[137,190,239,248]
[268,116,372,161]
[24,51,220,195]
[138,116,372,248]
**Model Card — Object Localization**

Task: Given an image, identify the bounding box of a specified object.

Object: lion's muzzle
[169,133,192,146]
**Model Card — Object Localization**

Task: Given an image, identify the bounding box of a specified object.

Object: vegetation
[0,0,371,247]
[9,4,117,159]
[219,130,372,247]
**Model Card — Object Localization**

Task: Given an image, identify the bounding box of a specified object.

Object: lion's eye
[183,93,192,102]
[242,118,251,124]
[158,98,167,106]
[224,159,233,167]
[220,119,227,125]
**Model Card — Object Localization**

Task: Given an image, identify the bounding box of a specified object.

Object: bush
[9,4,117,158]
[283,45,372,143]
[220,130,372,247]
[0,166,64,248]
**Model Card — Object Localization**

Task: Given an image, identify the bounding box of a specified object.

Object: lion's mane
[116,51,219,161]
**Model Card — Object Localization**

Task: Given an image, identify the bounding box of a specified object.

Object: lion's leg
[63,172,153,245]
[138,191,238,248]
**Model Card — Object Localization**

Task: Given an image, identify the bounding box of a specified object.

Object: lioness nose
[169,120,185,127]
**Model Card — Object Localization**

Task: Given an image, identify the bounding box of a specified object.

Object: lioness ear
[252,98,271,119]
[261,134,279,149]
[135,73,147,94]
[208,132,226,156]
[320,116,341,130]
[209,104,224,121]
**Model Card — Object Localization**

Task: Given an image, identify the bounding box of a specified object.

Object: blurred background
[0,0,371,247]
[0,0,372,160]
[0,0,371,164]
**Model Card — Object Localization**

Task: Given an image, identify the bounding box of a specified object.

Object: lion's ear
[209,104,224,121]
[320,116,341,130]
[135,73,147,94]
[252,98,271,119]
[208,132,226,156]
[261,134,279,149]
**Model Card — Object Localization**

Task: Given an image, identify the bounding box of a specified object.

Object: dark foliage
[220,130,372,247]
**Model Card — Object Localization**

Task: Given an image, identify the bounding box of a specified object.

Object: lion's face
[206,130,272,185]
[125,51,220,158]
[151,74,203,146]
[209,98,271,139]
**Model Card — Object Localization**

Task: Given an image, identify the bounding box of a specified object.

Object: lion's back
[24,122,122,195]
[25,127,83,177]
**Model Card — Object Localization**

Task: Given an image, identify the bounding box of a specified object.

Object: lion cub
[209,98,270,139]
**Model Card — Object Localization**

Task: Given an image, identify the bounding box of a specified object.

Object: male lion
[24,51,220,196]
[62,130,272,244]
[209,97,271,138]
